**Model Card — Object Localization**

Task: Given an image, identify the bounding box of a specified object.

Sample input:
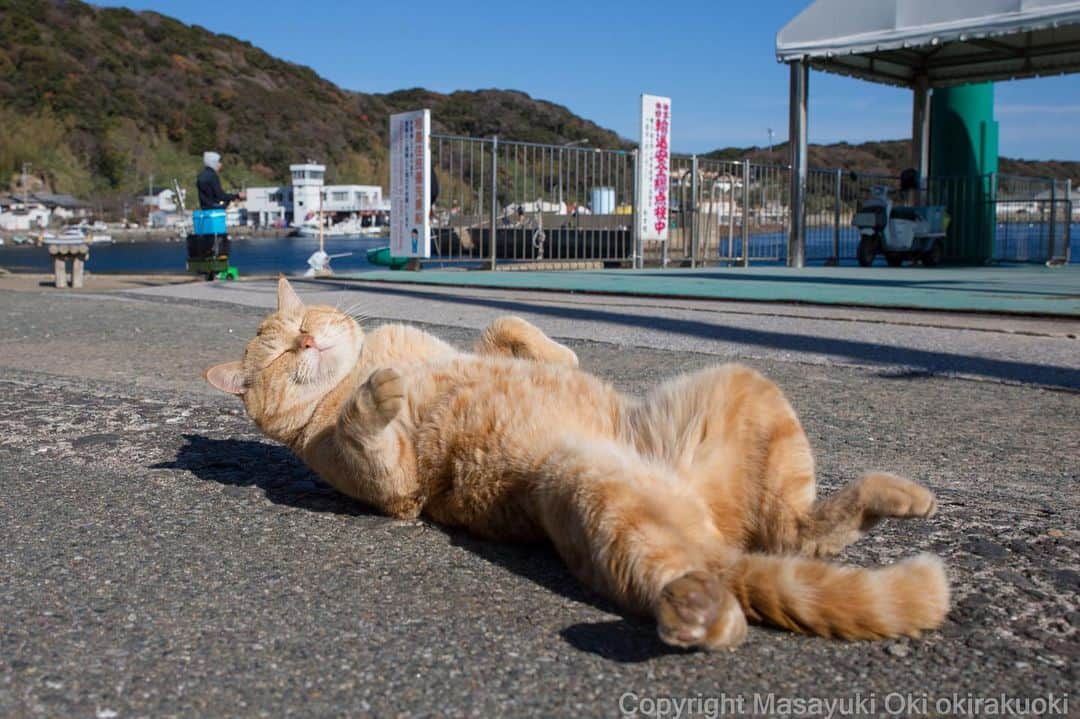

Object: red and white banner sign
[390,109,431,258]
[637,94,671,243]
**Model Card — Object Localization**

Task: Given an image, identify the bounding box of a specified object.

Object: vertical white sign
[390,109,431,258]
[637,94,671,242]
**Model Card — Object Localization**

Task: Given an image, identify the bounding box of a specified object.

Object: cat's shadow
[156,433,683,662]
[153,433,373,517]
[444,530,685,662]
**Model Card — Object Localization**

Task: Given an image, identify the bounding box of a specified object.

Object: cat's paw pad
[367,368,404,423]
[657,571,746,650]
[862,473,937,519]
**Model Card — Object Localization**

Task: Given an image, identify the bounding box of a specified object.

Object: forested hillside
[0,0,625,206]
[705,140,1079,183]
[1,0,1075,210]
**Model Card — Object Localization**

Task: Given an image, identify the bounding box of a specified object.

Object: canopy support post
[912,74,931,201]
[787,61,808,268]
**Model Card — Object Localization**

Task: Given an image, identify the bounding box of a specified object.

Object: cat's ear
[277,275,304,316]
[204,361,246,396]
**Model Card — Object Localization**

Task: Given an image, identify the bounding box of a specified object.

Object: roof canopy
[776,0,1080,87]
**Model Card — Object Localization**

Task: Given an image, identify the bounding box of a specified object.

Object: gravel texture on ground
[0,286,1076,718]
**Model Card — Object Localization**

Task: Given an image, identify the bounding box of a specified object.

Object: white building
[141,187,185,213]
[245,186,292,227]
[244,163,388,228]
[0,196,50,231]
[0,193,87,230]
[140,187,189,228]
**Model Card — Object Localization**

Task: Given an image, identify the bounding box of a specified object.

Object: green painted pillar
[929,82,998,263]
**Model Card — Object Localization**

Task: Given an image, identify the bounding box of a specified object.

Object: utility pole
[148,173,154,227]
[767,128,774,157]
[21,162,31,206]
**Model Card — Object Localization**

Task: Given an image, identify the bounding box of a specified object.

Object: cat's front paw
[366,368,405,425]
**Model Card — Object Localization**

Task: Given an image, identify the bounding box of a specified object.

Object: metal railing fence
[992,176,1073,263]
[423,133,1071,268]
[430,134,634,267]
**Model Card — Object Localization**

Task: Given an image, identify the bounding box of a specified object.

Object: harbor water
[0,223,1075,273]
[0,235,391,275]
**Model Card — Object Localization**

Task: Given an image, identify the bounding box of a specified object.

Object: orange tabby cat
[206,278,949,649]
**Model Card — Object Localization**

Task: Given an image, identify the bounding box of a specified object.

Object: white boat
[43,232,85,245]
[294,213,387,238]
[53,226,113,244]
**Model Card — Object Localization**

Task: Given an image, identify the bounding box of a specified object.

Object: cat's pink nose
[298,334,317,350]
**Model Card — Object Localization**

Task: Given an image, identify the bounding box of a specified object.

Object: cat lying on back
[205,277,949,649]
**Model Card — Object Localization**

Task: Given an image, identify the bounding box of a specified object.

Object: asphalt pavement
[0,279,1076,718]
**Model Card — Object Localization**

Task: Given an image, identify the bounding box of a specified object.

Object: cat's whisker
[341,302,367,319]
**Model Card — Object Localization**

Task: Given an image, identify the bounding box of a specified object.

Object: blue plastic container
[192,209,227,235]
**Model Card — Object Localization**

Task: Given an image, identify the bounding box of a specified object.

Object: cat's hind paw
[860,472,937,520]
[657,571,747,651]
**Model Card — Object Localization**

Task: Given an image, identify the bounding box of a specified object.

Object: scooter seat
[889,207,920,222]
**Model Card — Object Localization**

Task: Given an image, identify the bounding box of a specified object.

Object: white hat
[203,151,221,169]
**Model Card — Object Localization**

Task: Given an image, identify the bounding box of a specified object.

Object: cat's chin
[294,349,327,385]
[296,346,352,389]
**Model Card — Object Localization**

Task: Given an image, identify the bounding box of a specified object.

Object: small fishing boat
[55,226,114,244]
[365,246,410,269]
[295,211,387,238]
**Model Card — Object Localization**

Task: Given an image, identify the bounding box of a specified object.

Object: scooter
[852,185,948,267]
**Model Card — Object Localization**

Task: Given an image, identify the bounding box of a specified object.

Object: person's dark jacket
[197,166,238,209]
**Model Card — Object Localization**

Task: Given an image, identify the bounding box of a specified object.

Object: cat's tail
[726,552,950,639]
[475,316,578,367]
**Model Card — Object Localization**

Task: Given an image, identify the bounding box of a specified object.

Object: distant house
[0,194,52,231]
[32,192,91,221]
[140,187,188,228]
[141,187,185,213]
[1033,187,1080,217]
[149,209,185,228]
[1001,188,1080,221]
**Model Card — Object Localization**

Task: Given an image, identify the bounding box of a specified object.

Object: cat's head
[204,277,363,431]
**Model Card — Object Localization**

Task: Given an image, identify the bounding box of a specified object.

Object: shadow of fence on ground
[310,280,1079,391]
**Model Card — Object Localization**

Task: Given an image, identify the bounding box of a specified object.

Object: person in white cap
[196,151,244,209]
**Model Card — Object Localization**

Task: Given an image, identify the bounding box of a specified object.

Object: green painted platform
[338,265,1080,317]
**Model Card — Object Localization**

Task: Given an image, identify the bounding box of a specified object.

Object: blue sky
[102,0,1079,160]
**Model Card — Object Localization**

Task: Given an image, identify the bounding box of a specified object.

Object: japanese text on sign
[637,94,671,243]
[390,109,431,258]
